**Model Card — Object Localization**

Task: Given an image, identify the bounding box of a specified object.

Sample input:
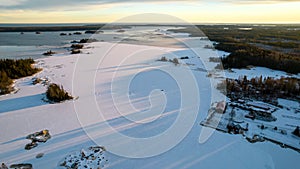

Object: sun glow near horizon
[0,0,299,24]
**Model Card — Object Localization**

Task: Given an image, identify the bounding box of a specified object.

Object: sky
[0,0,299,23]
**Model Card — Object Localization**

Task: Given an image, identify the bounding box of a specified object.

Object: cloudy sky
[0,0,299,23]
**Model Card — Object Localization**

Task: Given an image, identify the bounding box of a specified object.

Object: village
[200,77,300,152]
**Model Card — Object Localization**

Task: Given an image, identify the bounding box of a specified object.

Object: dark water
[0,23,88,27]
[0,31,90,59]
[0,25,187,59]
[0,31,91,46]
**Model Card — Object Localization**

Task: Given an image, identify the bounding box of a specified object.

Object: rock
[79,38,98,43]
[85,30,96,34]
[180,56,189,60]
[59,161,66,167]
[25,130,51,150]
[73,32,82,35]
[80,149,86,158]
[43,50,56,56]
[71,49,81,54]
[26,130,51,143]
[60,33,67,36]
[71,44,84,49]
[32,78,42,85]
[292,126,300,137]
[116,29,125,33]
[71,40,79,43]
[9,163,32,169]
[25,141,38,150]
[85,30,103,34]
[36,153,44,159]
[60,146,107,169]
[1,163,8,169]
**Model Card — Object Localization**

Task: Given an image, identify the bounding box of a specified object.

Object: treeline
[221,76,300,101]
[0,59,40,94]
[217,43,300,74]
[0,25,104,32]
[197,25,300,43]
[199,25,300,74]
[263,41,300,49]
[0,24,133,32]
[168,25,300,74]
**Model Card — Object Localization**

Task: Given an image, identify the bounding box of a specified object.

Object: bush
[158,57,180,65]
[158,56,168,62]
[46,83,73,103]
[172,58,179,65]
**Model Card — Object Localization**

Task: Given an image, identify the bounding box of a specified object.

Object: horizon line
[1,22,300,25]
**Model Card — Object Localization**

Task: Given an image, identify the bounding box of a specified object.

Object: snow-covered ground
[0,26,299,169]
[225,66,300,79]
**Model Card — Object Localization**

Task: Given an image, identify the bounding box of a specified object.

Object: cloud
[0,0,27,7]
[0,0,299,11]
[0,0,193,10]
[220,0,300,4]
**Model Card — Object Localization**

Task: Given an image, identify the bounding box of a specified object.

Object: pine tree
[292,126,300,137]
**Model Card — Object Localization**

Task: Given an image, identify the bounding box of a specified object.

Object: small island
[46,83,73,103]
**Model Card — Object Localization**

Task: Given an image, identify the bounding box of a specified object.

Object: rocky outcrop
[60,146,108,169]
[42,50,56,56]
[9,163,32,169]
[71,44,84,49]
[79,38,98,43]
[25,130,51,150]
[0,163,8,169]
[71,49,81,54]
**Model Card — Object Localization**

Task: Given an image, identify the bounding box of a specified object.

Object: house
[227,122,243,134]
[216,101,227,114]
[237,99,245,104]
[247,102,271,111]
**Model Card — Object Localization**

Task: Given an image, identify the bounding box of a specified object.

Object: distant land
[1,23,299,32]
[169,24,300,74]
[1,23,299,74]
[0,24,104,32]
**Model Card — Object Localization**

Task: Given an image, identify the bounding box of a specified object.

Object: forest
[0,59,40,94]
[218,75,300,103]
[169,24,300,74]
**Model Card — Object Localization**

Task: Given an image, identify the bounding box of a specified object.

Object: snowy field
[0,26,299,169]
[225,67,300,79]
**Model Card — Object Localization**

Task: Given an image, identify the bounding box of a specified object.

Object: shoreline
[0,25,104,32]
[0,26,299,169]
[0,24,133,32]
